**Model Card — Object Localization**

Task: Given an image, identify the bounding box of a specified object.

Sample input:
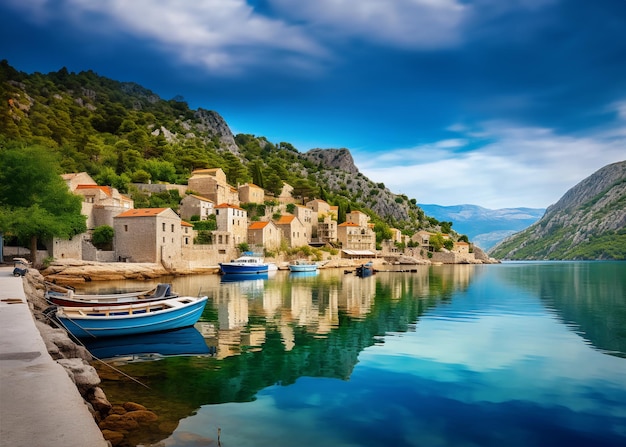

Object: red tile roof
[116,208,168,218]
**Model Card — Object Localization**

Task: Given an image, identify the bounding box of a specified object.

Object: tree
[91,225,114,250]
[0,144,87,266]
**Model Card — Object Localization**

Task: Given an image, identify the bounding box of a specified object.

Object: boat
[288,260,319,272]
[355,262,375,277]
[53,295,209,339]
[219,255,269,274]
[45,283,177,307]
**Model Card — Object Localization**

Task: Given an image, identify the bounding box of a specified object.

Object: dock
[0,267,108,447]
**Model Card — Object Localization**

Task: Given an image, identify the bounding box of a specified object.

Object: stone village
[7,167,491,273]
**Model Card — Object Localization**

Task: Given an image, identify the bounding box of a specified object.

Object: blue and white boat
[288,260,319,273]
[219,255,269,274]
[54,295,208,339]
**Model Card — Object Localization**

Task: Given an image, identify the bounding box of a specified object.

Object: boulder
[57,358,101,394]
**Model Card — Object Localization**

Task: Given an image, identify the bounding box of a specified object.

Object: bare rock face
[35,321,92,361]
[57,358,102,394]
[88,387,113,414]
[303,148,359,174]
[41,260,170,285]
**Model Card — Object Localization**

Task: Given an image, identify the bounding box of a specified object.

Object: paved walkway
[0,267,108,447]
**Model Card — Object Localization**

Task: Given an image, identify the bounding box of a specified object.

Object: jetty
[0,267,108,447]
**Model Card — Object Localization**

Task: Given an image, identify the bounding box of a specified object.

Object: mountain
[418,204,545,250]
[489,160,626,260]
[0,60,441,240]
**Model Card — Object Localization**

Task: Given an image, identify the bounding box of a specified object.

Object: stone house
[293,204,315,241]
[238,183,264,204]
[337,220,376,252]
[179,194,214,221]
[61,172,97,191]
[214,203,248,246]
[187,168,239,206]
[317,215,338,244]
[453,241,470,254]
[74,184,134,228]
[274,214,309,248]
[306,199,331,216]
[113,208,182,265]
[181,221,195,247]
[247,221,282,251]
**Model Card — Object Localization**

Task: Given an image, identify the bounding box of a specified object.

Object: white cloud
[267,0,468,49]
[358,119,626,209]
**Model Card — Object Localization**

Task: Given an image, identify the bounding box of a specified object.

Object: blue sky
[1,0,625,209]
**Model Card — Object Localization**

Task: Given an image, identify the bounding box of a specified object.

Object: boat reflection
[83,326,214,361]
[220,272,269,283]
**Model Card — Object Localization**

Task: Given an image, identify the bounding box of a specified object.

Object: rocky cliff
[489,160,626,260]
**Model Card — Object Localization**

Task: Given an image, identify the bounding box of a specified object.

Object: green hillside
[0,60,448,246]
[489,161,626,260]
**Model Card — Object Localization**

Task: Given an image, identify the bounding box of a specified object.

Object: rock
[99,413,140,431]
[57,358,101,394]
[123,402,147,412]
[101,429,125,446]
[88,386,112,414]
[125,410,158,424]
[35,321,92,361]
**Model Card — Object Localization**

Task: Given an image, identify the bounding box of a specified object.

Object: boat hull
[56,296,208,339]
[219,263,269,274]
[288,264,318,272]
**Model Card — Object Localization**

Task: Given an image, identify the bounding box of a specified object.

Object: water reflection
[83,263,626,447]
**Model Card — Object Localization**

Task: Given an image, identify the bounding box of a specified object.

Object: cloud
[358,114,626,208]
[266,0,468,49]
[6,0,326,74]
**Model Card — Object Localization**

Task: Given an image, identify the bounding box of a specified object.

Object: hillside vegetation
[489,161,626,260]
[0,60,449,245]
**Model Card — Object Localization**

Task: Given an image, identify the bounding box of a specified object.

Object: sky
[1,0,625,209]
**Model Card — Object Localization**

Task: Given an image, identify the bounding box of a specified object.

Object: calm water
[82,262,626,447]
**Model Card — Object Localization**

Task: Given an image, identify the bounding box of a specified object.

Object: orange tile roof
[116,208,168,218]
[215,203,244,210]
[189,194,214,202]
[275,215,295,225]
[76,184,113,196]
[338,222,359,227]
[181,221,194,227]
[249,221,268,230]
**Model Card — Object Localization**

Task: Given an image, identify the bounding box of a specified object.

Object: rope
[39,309,151,389]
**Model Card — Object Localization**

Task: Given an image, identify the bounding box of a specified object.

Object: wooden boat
[53,295,208,339]
[355,262,375,277]
[219,255,269,274]
[288,260,319,272]
[45,283,177,307]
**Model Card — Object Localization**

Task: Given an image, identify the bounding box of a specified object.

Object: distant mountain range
[418,204,545,251]
[489,160,626,260]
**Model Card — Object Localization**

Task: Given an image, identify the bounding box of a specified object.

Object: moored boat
[288,260,319,272]
[355,262,375,277]
[45,282,177,307]
[219,255,269,274]
[53,295,208,339]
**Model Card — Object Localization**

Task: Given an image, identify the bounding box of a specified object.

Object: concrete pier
[0,267,108,447]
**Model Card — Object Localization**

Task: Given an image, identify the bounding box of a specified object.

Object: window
[162,223,166,231]
[171,224,174,232]
[124,225,128,232]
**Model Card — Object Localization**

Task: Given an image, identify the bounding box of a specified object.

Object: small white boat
[288,260,319,272]
[45,283,177,307]
[53,295,209,339]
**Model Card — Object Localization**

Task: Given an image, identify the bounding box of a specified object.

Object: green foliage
[238,242,250,253]
[0,144,87,265]
[92,225,114,250]
[192,215,217,231]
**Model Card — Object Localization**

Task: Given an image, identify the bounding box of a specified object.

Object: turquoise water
[91,262,626,447]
